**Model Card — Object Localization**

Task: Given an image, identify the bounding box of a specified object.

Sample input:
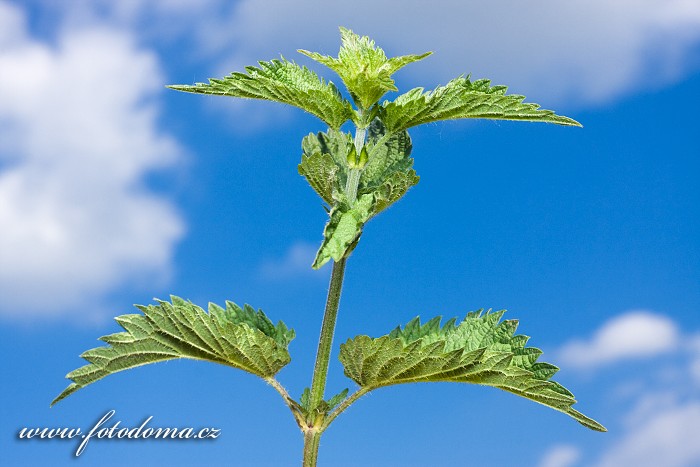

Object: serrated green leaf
[370,169,420,215]
[326,388,349,411]
[168,58,353,129]
[53,297,294,406]
[299,27,431,111]
[301,129,353,169]
[298,151,338,205]
[358,119,419,215]
[340,310,605,432]
[360,119,414,188]
[379,76,581,133]
[208,300,295,348]
[299,387,311,412]
[303,122,419,266]
[312,193,375,269]
[299,129,353,204]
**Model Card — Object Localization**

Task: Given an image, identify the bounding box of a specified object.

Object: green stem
[354,126,367,152]
[303,429,321,467]
[308,258,347,412]
[344,169,361,203]
[307,118,365,410]
[304,257,347,466]
[303,121,366,465]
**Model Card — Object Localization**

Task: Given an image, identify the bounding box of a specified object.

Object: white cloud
[689,335,700,387]
[19,0,700,136]
[0,1,24,47]
[556,311,679,369]
[0,1,184,320]
[32,0,700,111]
[258,242,325,281]
[593,402,700,467]
[553,313,700,467]
[189,0,700,108]
[692,358,700,388]
[539,444,581,467]
[622,391,682,428]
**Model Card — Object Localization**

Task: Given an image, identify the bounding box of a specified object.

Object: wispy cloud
[258,241,326,281]
[33,0,700,117]
[0,1,184,320]
[690,335,700,387]
[556,311,679,369]
[9,0,699,142]
[594,402,700,467]
[547,312,700,467]
[173,0,700,108]
[539,444,581,467]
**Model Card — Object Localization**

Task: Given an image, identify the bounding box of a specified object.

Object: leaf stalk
[320,387,369,431]
[266,377,306,430]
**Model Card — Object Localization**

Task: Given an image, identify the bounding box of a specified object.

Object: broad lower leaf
[312,192,375,269]
[168,59,353,129]
[339,310,605,431]
[52,296,294,406]
[299,27,431,111]
[379,76,581,133]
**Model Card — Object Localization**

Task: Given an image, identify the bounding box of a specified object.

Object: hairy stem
[303,429,321,467]
[304,258,347,466]
[353,126,367,152]
[308,258,347,413]
[344,169,361,203]
[303,122,365,465]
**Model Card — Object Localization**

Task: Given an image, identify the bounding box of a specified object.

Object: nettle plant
[54,28,605,465]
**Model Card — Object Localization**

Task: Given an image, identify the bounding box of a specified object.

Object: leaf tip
[567,407,607,432]
[166,84,191,92]
[563,117,583,127]
[51,383,80,407]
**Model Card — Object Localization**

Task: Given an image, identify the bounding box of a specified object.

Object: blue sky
[1,1,699,466]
